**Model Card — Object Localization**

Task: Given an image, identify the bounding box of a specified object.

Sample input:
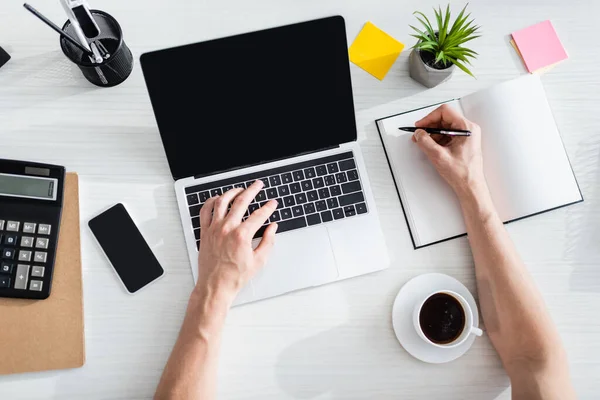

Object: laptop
[140,16,389,305]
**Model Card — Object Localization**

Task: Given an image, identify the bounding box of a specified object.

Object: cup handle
[470,326,483,337]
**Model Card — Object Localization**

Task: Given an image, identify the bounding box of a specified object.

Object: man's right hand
[195,180,278,309]
[412,104,486,196]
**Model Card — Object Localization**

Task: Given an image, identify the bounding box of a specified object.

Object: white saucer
[392,273,481,364]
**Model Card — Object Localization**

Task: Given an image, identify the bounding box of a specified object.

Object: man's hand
[195,180,278,308]
[154,181,278,400]
[411,106,576,399]
[412,104,485,196]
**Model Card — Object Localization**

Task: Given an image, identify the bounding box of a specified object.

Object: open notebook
[376,75,583,249]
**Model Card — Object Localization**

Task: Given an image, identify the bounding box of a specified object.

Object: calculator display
[0,173,57,201]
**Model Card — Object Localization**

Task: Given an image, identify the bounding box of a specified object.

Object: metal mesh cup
[60,10,133,87]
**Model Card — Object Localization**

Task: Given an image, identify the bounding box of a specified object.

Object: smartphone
[88,203,164,294]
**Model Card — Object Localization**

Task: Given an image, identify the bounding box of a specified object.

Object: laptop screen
[140,16,357,181]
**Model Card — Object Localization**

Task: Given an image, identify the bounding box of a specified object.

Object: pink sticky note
[512,20,568,73]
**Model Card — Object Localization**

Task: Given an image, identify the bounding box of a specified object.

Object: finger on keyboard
[244,199,277,236]
[227,180,263,222]
[213,188,244,221]
[200,197,217,230]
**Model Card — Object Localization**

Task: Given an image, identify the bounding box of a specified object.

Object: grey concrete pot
[409,49,455,88]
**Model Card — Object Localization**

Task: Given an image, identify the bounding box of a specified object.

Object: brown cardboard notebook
[0,173,84,375]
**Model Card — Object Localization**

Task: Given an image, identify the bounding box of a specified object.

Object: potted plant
[409,4,480,88]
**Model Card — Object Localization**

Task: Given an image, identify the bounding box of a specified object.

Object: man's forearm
[459,182,576,399]
[457,181,566,368]
[154,291,229,400]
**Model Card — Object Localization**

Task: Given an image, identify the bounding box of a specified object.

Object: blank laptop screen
[140,16,357,180]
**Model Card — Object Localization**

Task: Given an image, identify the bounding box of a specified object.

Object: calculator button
[2,248,15,259]
[0,220,4,230]
[31,266,45,278]
[0,276,10,288]
[21,236,34,248]
[1,262,13,274]
[4,235,17,246]
[35,237,49,249]
[14,265,29,290]
[23,223,37,233]
[34,252,48,263]
[29,280,43,291]
[18,250,32,262]
[6,221,20,232]
[37,224,51,235]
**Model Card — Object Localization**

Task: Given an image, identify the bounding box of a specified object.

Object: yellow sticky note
[349,22,404,80]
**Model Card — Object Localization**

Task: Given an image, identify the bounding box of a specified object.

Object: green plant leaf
[413,13,436,40]
[446,55,475,77]
[435,50,445,64]
[445,32,480,49]
[413,3,480,71]
[440,4,451,45]
[434,7,443,39]
[412,39,437,52]
[409,25,424,35]
[456,35,482,46]
[409,32,426,40]
[410,34,432,45]
[433,6,444,39]
[445,50,472,65]
[415,19,435,41]
[438,8,446,46]
[414,39,437,47]
[456,46,478,56]
[448,20,479,46]
[449,4,468,36]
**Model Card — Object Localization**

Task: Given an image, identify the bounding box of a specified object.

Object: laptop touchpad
[250,226,339,300]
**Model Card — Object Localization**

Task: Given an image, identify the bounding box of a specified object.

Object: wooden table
[0,0,598,398]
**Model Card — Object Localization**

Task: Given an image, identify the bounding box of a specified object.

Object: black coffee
[419,293,465,344]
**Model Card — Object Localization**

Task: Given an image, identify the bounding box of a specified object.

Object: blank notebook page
[377,101,467,246]
[377,75,581,248]
[460,75,582,223]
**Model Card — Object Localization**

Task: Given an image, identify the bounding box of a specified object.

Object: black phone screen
[88,203,164,293]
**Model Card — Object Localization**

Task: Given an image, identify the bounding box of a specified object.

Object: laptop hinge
[193,144,340,180]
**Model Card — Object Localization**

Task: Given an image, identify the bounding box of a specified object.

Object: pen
[399,127,471,137]
[23,3,94,57]
[59,0,93,54]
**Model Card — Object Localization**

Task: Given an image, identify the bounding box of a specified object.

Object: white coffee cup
[413,290,483,348]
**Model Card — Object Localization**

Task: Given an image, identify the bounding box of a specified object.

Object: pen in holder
[60,10,133,87]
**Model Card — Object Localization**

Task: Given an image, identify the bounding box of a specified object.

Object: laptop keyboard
[185,151,368,249]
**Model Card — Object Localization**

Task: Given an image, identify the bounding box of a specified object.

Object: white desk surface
[1,0,599,398]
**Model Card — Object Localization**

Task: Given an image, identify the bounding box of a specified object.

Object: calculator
[0,159,65,300]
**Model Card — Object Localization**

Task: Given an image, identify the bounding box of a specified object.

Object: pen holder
[60,10,133,87]
[0,45,10,69]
